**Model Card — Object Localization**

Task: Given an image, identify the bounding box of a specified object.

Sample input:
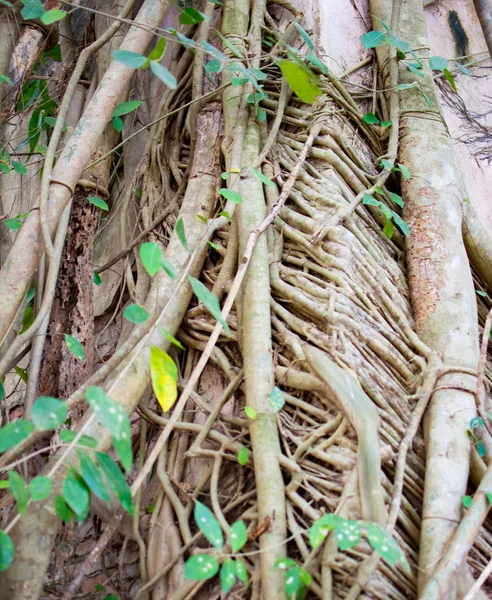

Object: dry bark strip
[370,0,481,594]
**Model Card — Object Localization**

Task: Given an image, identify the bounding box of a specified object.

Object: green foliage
[188,276,230,335]
[31,396,67,431]
[237,446,249,465]
[362,192,409,238]
[29,476,52,501]
[185,554,220,580]
[123,304,150,324]
[140,242,176,278]
[219,188,242,204]
[63,469,90,522]
[244,406,257,420]
[269,386,285,412]
[60,430,98,448]
[194,501,224,550]
[230,520,247,552]
[278,60,322,104]
[307,513,410,572]
[77,450,111,505]
[64,334,85,361]
[275,559,311,599]
[9,471,28,514]
[96,452,134,514]
[0,531,14,571]
[0,420,35,453]
[175,217,189,252]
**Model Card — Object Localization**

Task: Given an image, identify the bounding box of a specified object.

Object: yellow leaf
[150,347,178,412]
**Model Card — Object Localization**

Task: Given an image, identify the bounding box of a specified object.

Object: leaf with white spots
[309,513,343,549]
[366,522,410,571]
[274,557,297,570]
[284,566,305,597]
[220,557,236,593]
[64,334,85,361]
[235,558,248,585]
[185,554,219,581]
[0,420,35,453]
[230,520,247,552]
[86,386,130,442]
[31,396,67,431]
[334,519,361,551]
[269,386,285,413]
[194,500,224,550]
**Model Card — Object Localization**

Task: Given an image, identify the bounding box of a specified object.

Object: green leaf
[150,347,178,412]
[299,568,312,586]
[366,522,409,569]
[230,520,247,552]
[63,470,90,520]
[219,188,242,204]
[185,554,219,581]
[278,60,321,104]
[111,100,142,119]
[113,116,123,132]
[123,304,150,324]
[244,406,257,420]
[60,430,98,448]
[388,192,404,207]
[148,38,166,63]
[0,74,13,86]
[14,366,27,383]
[476,290,487,297]
[93,272,102,286]
[257,107,267,122]
[140,242,176,278]
[249,167,274,188]
[269,386,285,412]
[293,20,314,50]
[3,218,23,230]
[235,557,248,585]
[205,59,222,74]
[41,9,66,24]
[220,557,236,592]
[387,32,410,52]
[275,558,297,570]
[188,276,230,335]
[11,161,27,174]
[456,62,472,76]
[54,495,73,523]
[429,55,448,71]
[486,492,492,505]
[21,0,45,20]
[96,452,134,514]
[150,61,177,89]
[334,519,361,550]
[383,218,395,239]
[285,566,305,597]
[31,396,67,431]
[64,334,85,361]
[215,30,244,59]
[407,63,425,78]
[0,420,35,453]
[159,327,185,350]
[218,210,231,222]
[362,194,380,207]
[113,49,147,69]
[88,196,109,211]
[238,446,249,466]
[397,163,410,180]
[462,495,473,508]
[361,31,386,49]
[0,531,14,571]
[443,68,457,93]
[180,7,207,24]
[309,513,342,549]
[78,450,110,505]
[86,386,131,443]
[380,120,392,128]
[194,501,224,549]
[0,162,9,174]
[29,476,52,501]
[9,470,28,514]
[392,212,410,237]
[175,217,189,252]
[362,112,380,125]
[305,52,328,73]
[477,440,486,457]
